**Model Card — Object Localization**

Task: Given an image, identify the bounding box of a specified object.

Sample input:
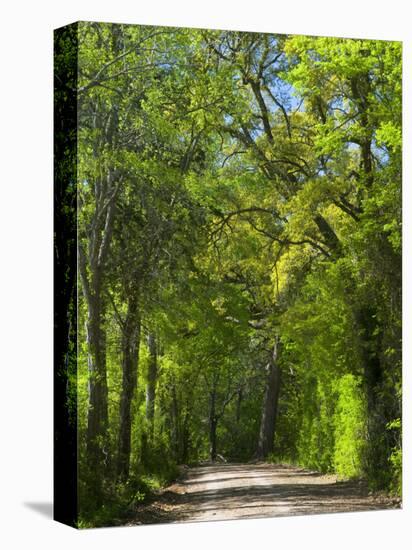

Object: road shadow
[128,463,401,525]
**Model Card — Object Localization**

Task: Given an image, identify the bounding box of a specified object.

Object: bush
[333,374,366,479]
[389,447,402,496]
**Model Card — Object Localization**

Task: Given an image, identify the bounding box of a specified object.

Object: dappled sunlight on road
[127,463,401,525]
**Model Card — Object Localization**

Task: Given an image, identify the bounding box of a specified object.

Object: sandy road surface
[127,463,400,525]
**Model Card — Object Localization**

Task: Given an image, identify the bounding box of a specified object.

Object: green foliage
[73,23,402,526]
[386,418,402,495]
[389,447,402,496]
[294,377,336,473]
[333,375,366,479]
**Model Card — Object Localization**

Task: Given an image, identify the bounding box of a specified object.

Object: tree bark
[170,383,180,460]
[145,333,158,432]
[85,290,109,473]
[256,338,281,459]
[314,214,342,255]
[141,333,158,464]
[209,376,219,462]
[209,419,218,462]
[117,296,141,480]
[209,382,218,461]
[181,406,191,463]
[350,74,373,187]
[236,387,243,424]
[355,306,390,482]
[78,169,120,493]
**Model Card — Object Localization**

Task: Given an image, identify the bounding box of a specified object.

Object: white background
[0,0,410,548]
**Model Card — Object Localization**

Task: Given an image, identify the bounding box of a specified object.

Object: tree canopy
[63,22,401,527]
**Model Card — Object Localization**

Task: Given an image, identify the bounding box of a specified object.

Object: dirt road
[127,462,400,525]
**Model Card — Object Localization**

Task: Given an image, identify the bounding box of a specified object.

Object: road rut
[127,462,400,525]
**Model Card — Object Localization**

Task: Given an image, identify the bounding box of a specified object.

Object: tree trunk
[210,418,218,462]
[355,306,390,483]
[350,73,373,188]
[256,338,281,459]
[141,333,158,465]
[78,169,120,495]
[314,214,341,255]
[170,384,180,460]
[209,387,218,461]
[145,333,158,432]
[236,387,243,424]
[181,406,191,463]
[117,296,140,480]
[85,290,109,475]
